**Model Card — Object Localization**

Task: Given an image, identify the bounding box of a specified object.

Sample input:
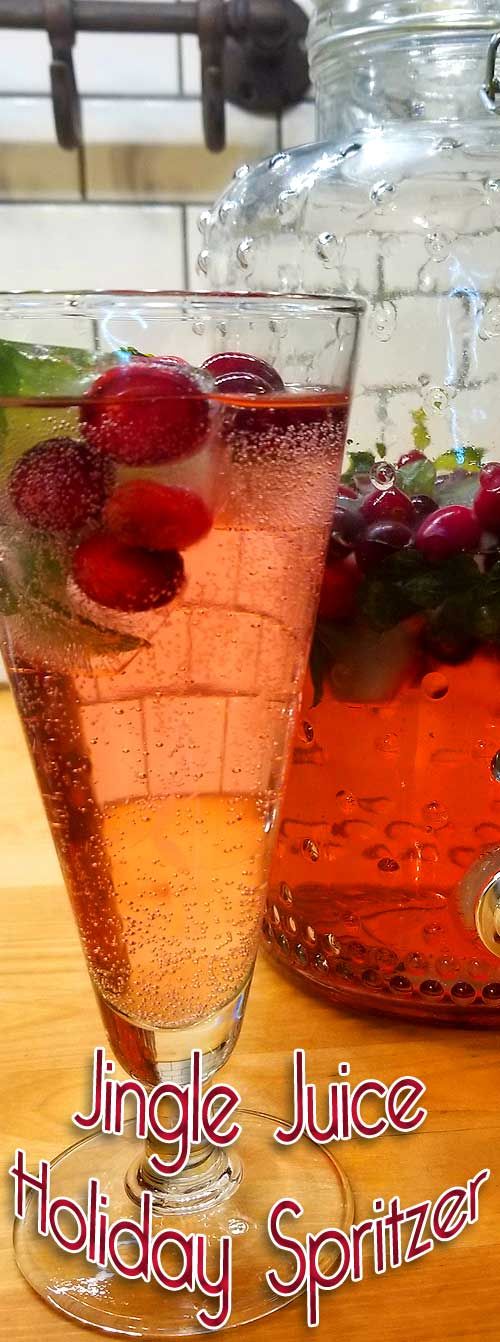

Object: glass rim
[0,289,365,320]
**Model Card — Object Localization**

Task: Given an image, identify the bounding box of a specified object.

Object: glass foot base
[14,1111,353,1336]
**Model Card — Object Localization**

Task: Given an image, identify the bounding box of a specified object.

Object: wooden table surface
[1,684,500,1342]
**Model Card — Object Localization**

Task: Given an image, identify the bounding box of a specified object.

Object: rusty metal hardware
[481,31,500,113]
[44,0,81,150]
[0,0,310,153]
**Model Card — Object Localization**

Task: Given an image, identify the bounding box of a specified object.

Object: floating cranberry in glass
[202,351,284,391]
[9,437,110,532]
[72,531,184,612]
[104,480,213,552]
[81,358,211,465]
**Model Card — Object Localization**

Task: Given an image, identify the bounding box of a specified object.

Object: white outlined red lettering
[273,1051,427,1146]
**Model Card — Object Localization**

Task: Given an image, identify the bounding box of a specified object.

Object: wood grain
[1,685,499,1342]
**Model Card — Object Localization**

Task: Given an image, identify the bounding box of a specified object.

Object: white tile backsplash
[0,203,184,288]
[76,33,179,96]
[81,97,277,152]
[0,97,55,142]
[0,27,179,98]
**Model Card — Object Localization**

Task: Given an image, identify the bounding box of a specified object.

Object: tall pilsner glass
[1,292,361,1335]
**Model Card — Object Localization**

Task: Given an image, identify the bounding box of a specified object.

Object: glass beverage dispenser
[203,0,500,1021]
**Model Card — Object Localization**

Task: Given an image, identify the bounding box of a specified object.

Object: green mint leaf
[358,576,415,630]
[0,338,120,399]
[397,458,436,496]
[342,450,376,481]
[411,409,431,451]
[26,595,150,656]
[433,445,484,472]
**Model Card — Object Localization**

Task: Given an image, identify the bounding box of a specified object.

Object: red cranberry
[397,449,425,468]
[211,370,274,397]
[104,481,213,552]
[9,437,111,532]
[355,520,413,572]
[202,351,283,391]
[327,503,364,561]
[474,482,500,534]
[81,358,211,465]
[361,487,414,525]
[337,484,358,500]
[318,557,360,620]
[415,505,480,561]
[411,494,438,523]
[480,463,500,487]
[72,532,184,612]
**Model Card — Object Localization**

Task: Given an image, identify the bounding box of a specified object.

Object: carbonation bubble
[389,974,412,993]
[425,231,451,261]
[294,944,308,965]
[422,801,449,830]
[236,237,254,271]
[219,199,237,225]
[376,732,398,752]
[279,882,292,904]
[370,180,396,209]
[197,208,211,236]
[362,969,383,989]
[305,925,317,944]
[484,177,500,200]
[420,979,444,996]
[369,301,397,342]
[370,461,396,491]
[277,188,305,225]
[378,857,400,872]
[303,838,320,862]
[314,953,329,973]
[315,231,343,267]
[480,299,500,339]
[482,982,500,1000]
[302,720,314,742]
[196,249,209,276]
[436,954,460,976]
[324,932,341,955]
[423,922,444,940]
[406,951,428,972]
[269,151,290,171]
[451,981,475,1000]
[490,751,500,780]
[278,933,290,955]
[233,163,250,179]
[422,672,448,699]
[424,384,450,413]
[436,137,462,153]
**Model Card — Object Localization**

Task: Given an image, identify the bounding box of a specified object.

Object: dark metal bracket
[1,0,310,153]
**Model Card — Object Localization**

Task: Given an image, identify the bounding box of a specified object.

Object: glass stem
[125,1099,242,1217]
